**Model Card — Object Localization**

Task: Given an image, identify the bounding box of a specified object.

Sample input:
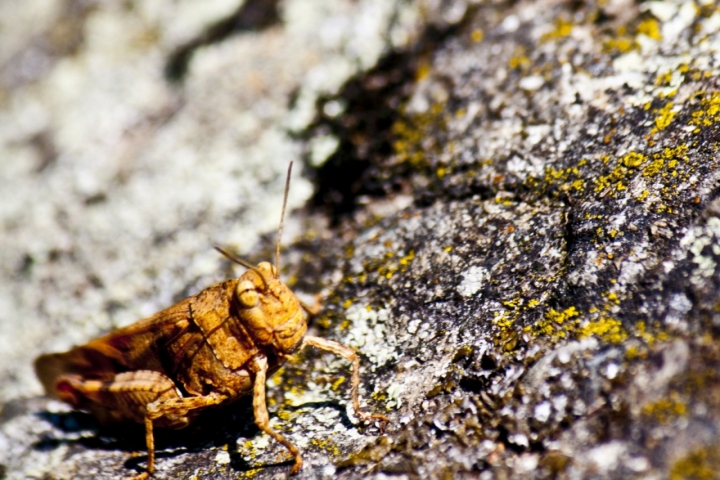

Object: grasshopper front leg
[302,336,389,424]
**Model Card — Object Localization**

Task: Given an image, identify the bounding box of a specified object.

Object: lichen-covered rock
[3,0,720,478]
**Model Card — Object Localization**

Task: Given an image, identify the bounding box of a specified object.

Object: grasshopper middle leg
[249,355,303,474]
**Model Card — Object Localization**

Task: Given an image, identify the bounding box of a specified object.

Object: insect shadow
[32,398,279,473]
[32,396,355,473]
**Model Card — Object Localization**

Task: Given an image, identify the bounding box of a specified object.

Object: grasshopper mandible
[35,162,387,478]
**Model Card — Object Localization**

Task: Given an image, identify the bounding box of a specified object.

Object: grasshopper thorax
[234,262,308,355]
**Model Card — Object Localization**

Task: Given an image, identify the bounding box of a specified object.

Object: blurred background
[0,0,435,401]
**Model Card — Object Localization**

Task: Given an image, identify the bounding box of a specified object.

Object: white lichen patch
[618,259,645,286]
[519,75,544,91]
[248,433,271,451]
[457,265,488,297]
[534,401,551,422]
[311,407,341,424]
[584,441,627,474]
[679,216,720,284]
[386,382,405,409]
[344,304,397,366]
[308,134,340,167]
[284,386,333,408]
[406,318,422,334]
[214,449,231,465]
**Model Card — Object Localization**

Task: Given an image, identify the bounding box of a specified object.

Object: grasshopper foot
[357,410,390,430]
[290,454,304,475]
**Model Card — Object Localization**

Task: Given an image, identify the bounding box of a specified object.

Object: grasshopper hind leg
[141,391,228,477]
[54,370,227,479]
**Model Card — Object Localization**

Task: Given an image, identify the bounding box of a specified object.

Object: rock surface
[2,0,720,478]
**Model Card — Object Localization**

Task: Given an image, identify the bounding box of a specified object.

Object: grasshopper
[35,162,387,478]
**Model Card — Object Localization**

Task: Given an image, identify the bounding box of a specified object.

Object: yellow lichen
[503,298,521,309]
[652,102,676,134]
[670,445,720,480]
[656,71,673,86]
[578,317,627,343]
[493,314,514,330]
[240,468,263,479]
[416,62,431,81]
[542,165,585,194]
[508,54,531,70]
[392,103,447,167]
[311,438,341,456]
[637,18,662,40]
[622,152,647,168]
[642,394,687,424]
[593,152,647,195]
[644,145,688,177]
[399,250,415,268]
[548,306,579,324]
[643,157,664,176]
[315,315,332,329]
[625,345,640,360]
[541,18,574,42]
[690,91,720,127]
[636,320,652,344]
[331,376,346,391]
[603,33,636,54]
[377,248,415,280]
[525,306,580,339]
[371,390,388,402]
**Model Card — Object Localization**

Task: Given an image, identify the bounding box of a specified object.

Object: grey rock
[3,0,720,479]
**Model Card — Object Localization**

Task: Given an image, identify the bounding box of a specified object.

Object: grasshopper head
[223,162,310,356]
[234,262,308,355]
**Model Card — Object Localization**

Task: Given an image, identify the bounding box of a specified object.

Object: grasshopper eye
[239,289,259,308]
[236,281,259,308]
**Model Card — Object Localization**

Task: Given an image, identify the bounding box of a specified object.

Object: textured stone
[3,0,720,478]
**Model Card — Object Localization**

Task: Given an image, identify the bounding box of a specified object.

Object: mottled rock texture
[2,0,720,479]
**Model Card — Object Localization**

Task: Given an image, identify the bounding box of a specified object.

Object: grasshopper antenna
[214,246,268,290]
[275,161,293,278]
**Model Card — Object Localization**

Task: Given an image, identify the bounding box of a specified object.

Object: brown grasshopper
[35,162,387,479]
